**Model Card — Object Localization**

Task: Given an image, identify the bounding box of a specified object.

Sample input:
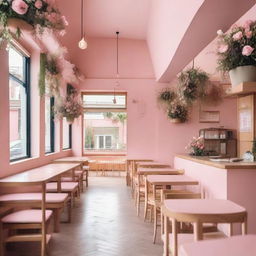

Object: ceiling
[57,0,151,40]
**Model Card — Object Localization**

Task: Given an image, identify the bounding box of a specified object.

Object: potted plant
[158,88,175,107]
[167,100,188,123]
[216,20,256,86]
[186,136,205,156]
[178,67,209,104]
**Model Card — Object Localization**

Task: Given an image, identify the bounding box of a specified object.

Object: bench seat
[2,209,52,224]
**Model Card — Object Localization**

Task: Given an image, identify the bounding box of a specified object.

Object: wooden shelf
[226,82,256,97]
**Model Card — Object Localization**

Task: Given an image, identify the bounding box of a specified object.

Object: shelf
[226,82,256,97]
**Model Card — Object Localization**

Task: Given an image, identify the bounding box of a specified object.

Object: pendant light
[78,0,87,49]
[113,31,120,104]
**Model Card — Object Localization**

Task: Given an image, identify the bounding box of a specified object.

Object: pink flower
[245,30,252,39]
[61,16,69,26]
[233,31,243,41]
[218,44,228,53]
[244,19,253,29]
[35,0,42,9]
[242,45,254,56]
[11,0,28,15]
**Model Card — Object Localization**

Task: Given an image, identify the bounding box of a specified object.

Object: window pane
[84,111,127,153]
[45,96,53,153]
[9,79,27,160]
[9,47,25,82]
[63,117,71,149]
[83,94,126,109]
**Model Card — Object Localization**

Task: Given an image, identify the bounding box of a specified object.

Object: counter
[174,154,256,234]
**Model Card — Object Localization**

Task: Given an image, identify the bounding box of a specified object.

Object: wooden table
[162,199,247,256]
[138,168,184,176]
[0,163,80,256]
[147,175,199,186]
[126,159,153,186]
[180,234,256,256]
[54,156,89,165]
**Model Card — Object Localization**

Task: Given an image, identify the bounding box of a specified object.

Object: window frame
[82,91,127,156]
[45,96,55,154]
[62,119,72,150]
[9,47,31,162]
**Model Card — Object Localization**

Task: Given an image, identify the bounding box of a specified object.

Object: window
[45,96,54,153]
[83,93,127,154]
[9,46,30,161]
[63,117,72,149]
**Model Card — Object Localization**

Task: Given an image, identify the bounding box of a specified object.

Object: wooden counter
[176,154,256,169]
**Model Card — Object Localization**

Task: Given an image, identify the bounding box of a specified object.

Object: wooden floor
[6,177,163,256]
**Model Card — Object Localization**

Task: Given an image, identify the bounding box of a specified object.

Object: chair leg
[85,170,88,187]
[0,222,5,256]
[136,192,140,216]
[153,206,157,243]
[144,200,148,222]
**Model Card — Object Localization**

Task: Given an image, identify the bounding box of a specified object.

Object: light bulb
[78,37,87,49]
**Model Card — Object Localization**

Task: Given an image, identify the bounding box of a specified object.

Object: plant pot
[170,118,181,123]
[229,65,256,86]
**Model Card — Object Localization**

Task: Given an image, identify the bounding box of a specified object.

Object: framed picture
[199,110,220,123]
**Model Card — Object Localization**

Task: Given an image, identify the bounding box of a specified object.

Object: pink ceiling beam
[158,0,256,82]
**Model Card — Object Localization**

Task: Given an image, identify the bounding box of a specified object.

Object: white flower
[217,29,224,36]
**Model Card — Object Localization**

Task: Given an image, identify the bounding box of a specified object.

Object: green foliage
[178,67,209,104]
[167,102,188,123]
[85,126,94,149]
[104,112,127,123]
[39,53,46,97]
[158,88,175,104]
[217,21,256,71]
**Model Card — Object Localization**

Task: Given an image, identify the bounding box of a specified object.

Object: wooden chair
[144,179,201,244]
[134,162,171,216]
[162,199,247,256]
[0,193,71,233]
[0,200,53,256]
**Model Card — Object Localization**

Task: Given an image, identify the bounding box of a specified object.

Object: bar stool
[162,199,247,256]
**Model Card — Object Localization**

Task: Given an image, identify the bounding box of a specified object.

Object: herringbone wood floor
[6,177,163,256]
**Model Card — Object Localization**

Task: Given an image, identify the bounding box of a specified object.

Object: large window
[63,117,72,149]
[83,93,127,154]
[45,96,55,153]
[9,46,30,161]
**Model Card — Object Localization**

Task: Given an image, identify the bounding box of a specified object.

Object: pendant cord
[116,31,119,76]
[192,59,195,69]
[81,0,84,38]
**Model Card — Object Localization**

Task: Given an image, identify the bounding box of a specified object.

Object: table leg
[41,183,46,256]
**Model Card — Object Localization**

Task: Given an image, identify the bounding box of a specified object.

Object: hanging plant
[178,67,209,104]
[38,53,46,96]
[0,0,68,44]
[54,85,83,123]
[158,88,176,107]
[167,100,188,123]
[199,82,224,106]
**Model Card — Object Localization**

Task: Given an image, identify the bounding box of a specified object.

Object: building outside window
[83,93,127,154]
[9,46,30,161]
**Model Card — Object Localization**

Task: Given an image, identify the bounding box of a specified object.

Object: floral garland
[0,0,68,43]
[54,86,84,123]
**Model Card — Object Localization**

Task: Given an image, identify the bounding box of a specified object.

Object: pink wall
[71,37,237,165]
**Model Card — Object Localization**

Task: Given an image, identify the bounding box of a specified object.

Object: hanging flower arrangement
[178,67,209,104]
[158,88,176,108]
[167,99,188,123]
[0,0,68,43]
[54,86,84,123]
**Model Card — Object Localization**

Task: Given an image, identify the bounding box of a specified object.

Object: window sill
[62,148,72,151]
[10,156,37,165]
